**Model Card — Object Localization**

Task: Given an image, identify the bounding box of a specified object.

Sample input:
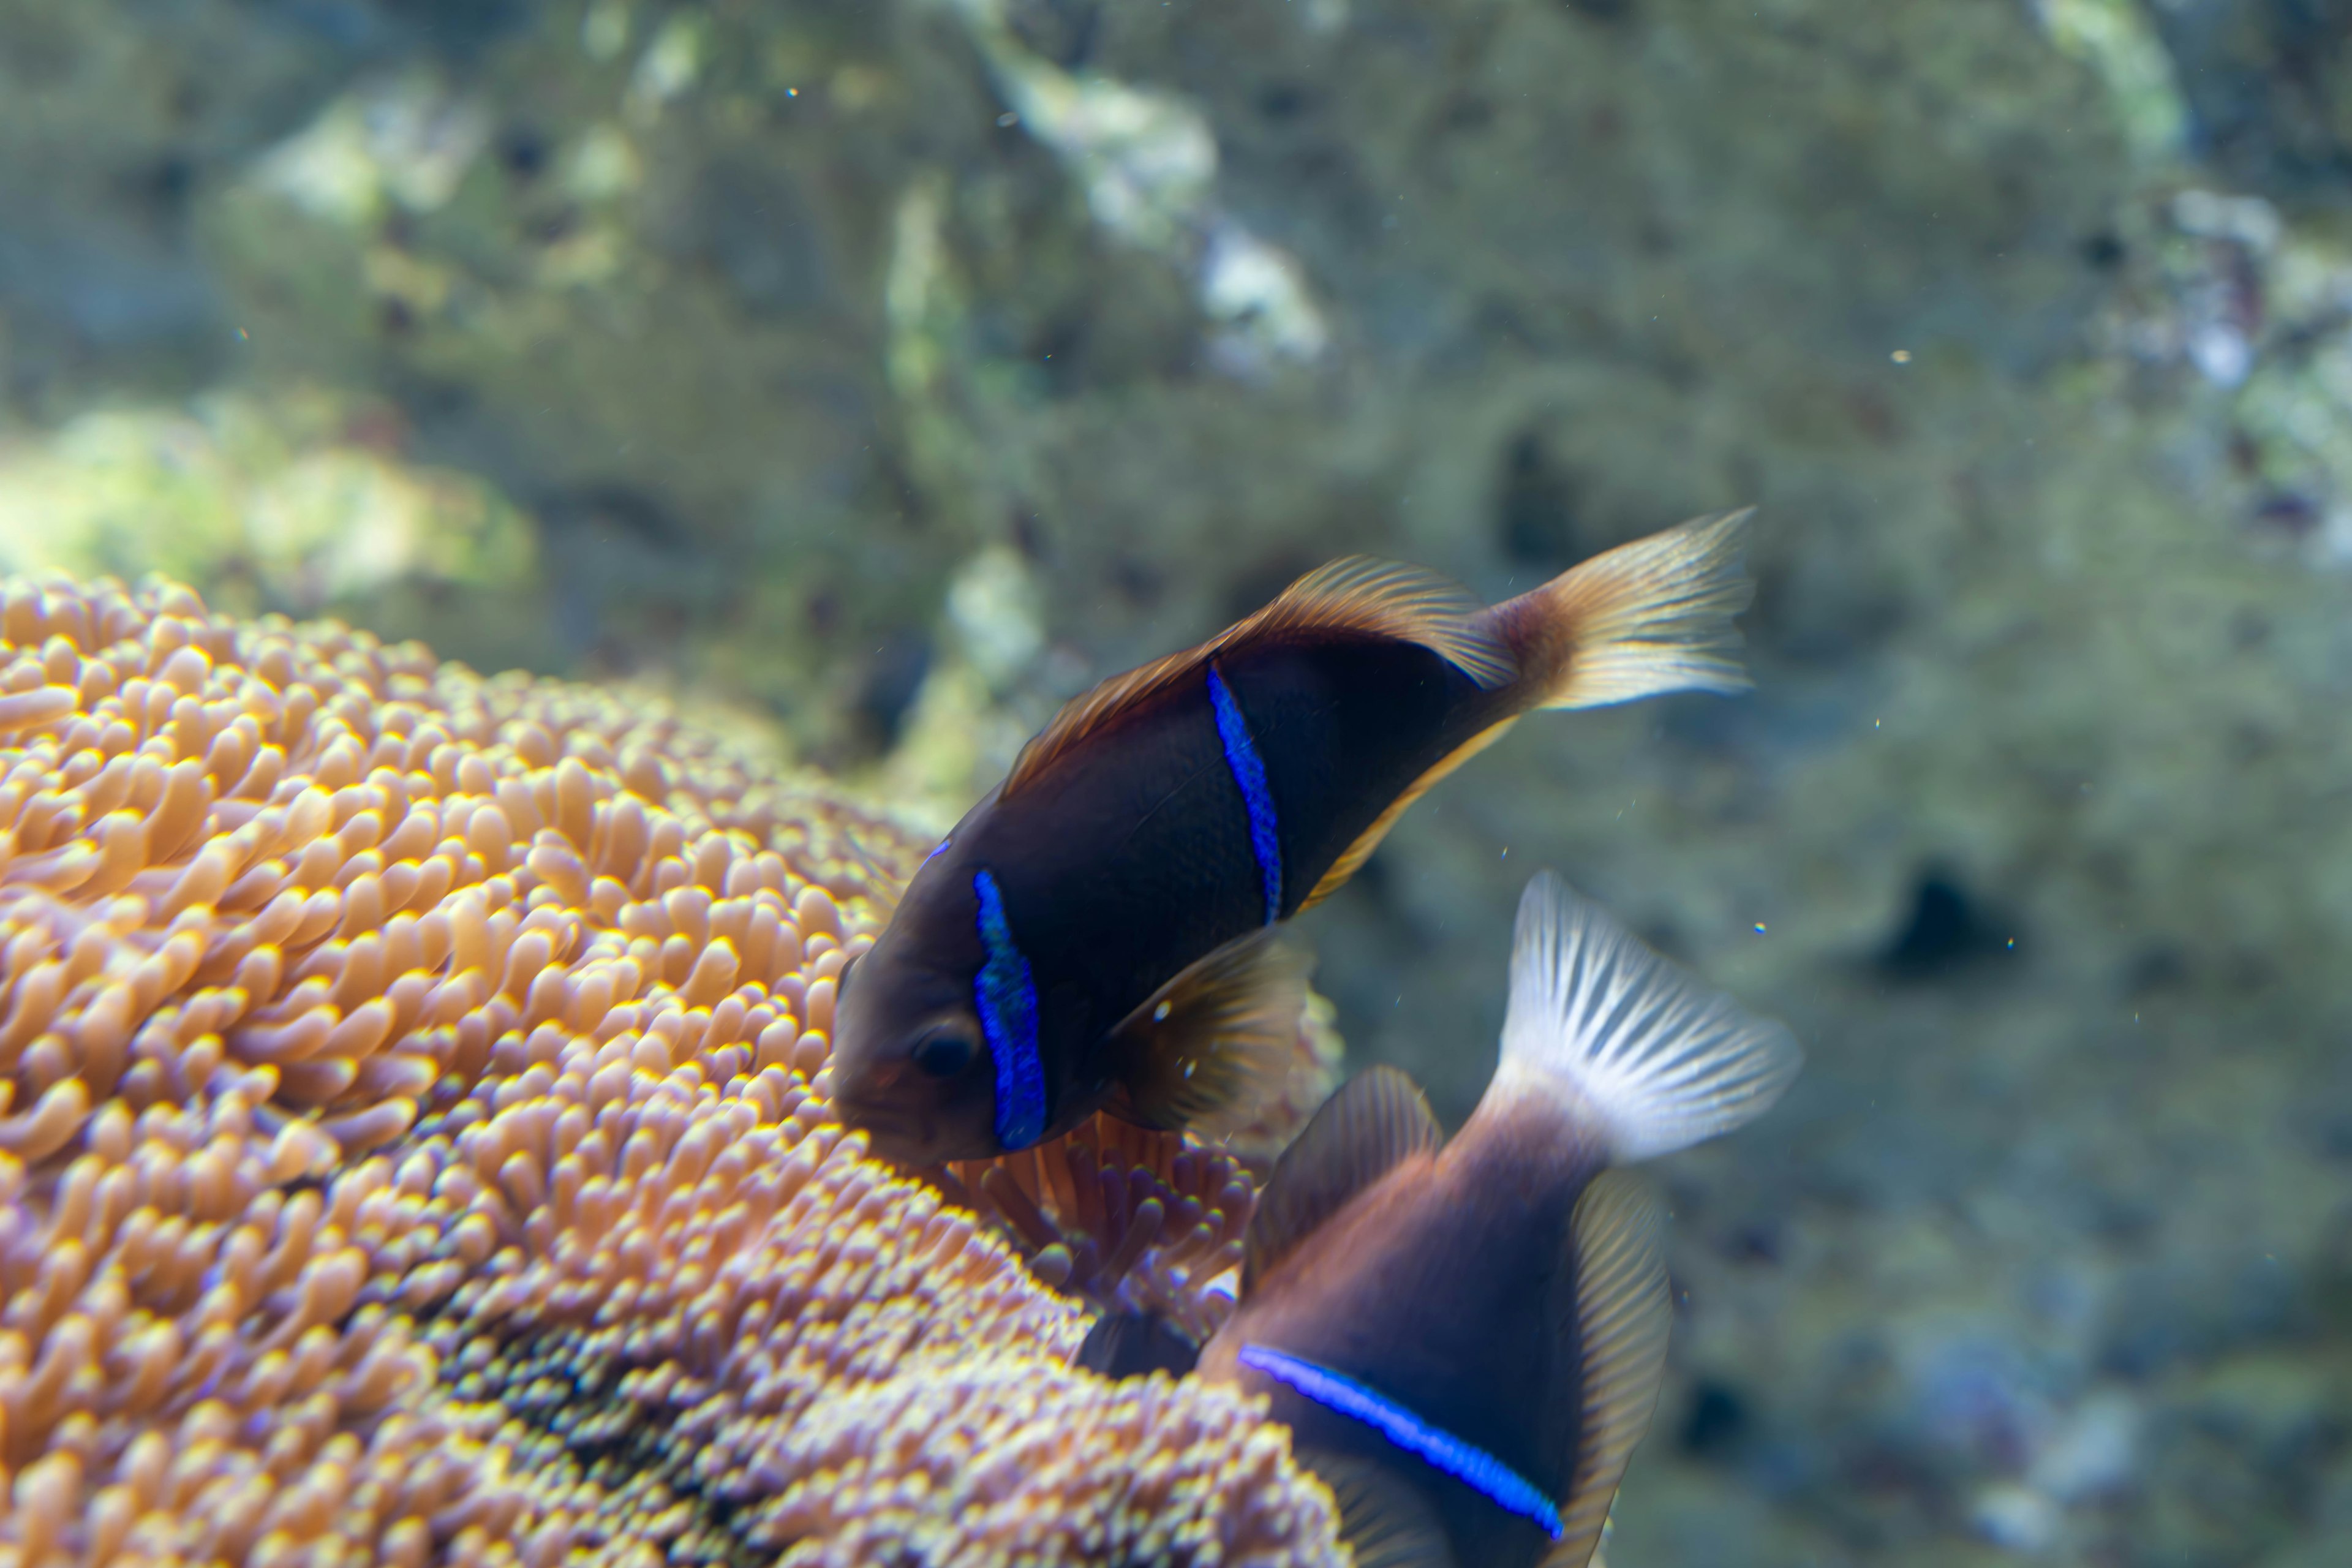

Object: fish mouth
[831,1095,937,1167]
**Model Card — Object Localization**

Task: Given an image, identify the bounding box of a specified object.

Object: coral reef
[2144,0,2352,195]
[0,575,1341,1566]
[0,388,543,667]
[194,10,950,750]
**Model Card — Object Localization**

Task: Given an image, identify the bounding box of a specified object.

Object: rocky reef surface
[2,1,2347,1564]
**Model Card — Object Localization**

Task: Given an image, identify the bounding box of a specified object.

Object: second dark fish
[1193,872,1802,1568]
[834,511,1761,1164]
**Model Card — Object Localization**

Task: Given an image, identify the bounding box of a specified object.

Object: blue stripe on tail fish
[1237,1344,1564,1538]
[831,512,1762,1164]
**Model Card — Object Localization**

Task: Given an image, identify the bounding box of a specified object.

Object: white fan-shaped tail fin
[1498,870,1801,1163]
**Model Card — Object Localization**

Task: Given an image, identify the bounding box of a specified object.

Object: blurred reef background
[2,0,2349,1564]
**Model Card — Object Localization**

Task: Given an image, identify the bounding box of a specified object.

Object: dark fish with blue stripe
[1190,872,1801,1568]
[832,511,1761,1164]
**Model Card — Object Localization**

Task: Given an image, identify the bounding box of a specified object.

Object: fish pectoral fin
[1106,927,1313,1134]
[1538,1169,1672,1568]
[1243,1064,1440,1294]
[1295,718,1517,911]
[1297,1449,1461,1568]
[1001,556,1512,799]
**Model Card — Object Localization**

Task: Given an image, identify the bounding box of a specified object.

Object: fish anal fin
[1295,719,1518,912]
[1107,928,1313,1135]
[1561,1508,1619,1568]
[1540,1169,1671,1568]
[1001,556,1513,800]
[1243,1064,1441,1293]
[1298,1449,1461,1568]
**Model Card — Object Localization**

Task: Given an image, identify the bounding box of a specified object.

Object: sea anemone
[946,1113,1258,1349]
[938,984,1343,1348]
[0,573,1343,1567]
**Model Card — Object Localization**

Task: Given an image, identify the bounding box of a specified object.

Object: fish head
[831,836,1001,1164]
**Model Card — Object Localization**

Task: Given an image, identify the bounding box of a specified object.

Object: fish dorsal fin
[1107,927,1313,1135]
[1242,557,1514,689]
[1539,1169,1671,1568]
[1295,718,1518,911]
[1000,557,1514,799]
[1001,643,1212,797]
[1299,1449,1460,1568]
[1243,1065,1440,1294]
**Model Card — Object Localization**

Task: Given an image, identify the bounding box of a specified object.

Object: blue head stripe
[972,869,1047,1151]
[1238,1344,1563,1540]
[1205,663,1282,925]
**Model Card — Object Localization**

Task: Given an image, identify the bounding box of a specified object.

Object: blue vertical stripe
[1238,1344,1564,1540]
[1206,663,1283,924]
[972,869,1047,1150]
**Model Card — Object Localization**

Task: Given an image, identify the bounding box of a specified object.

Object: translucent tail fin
[1498,509,1757,710]
[1498,870,1800,1162]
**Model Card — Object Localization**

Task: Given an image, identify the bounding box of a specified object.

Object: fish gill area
[1,1,2348,1565]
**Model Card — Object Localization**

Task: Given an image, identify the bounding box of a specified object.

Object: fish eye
[913,1026,976,1079]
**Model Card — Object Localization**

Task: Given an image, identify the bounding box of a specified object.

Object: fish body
[834,513,1760,1164]
[1204,1095,1600,1563]
[1192,873,1803,1568]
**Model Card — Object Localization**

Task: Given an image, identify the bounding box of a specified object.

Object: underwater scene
[0,1,2344,1564]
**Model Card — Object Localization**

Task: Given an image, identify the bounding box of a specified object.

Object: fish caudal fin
[1300,1449,1460,1568]
[1499,508,1757,712]
[1539,1170,1671,1568]
[1243,1065,1441,1293]
[1498,870,1801,1163]
[1108,927,1313,1135]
